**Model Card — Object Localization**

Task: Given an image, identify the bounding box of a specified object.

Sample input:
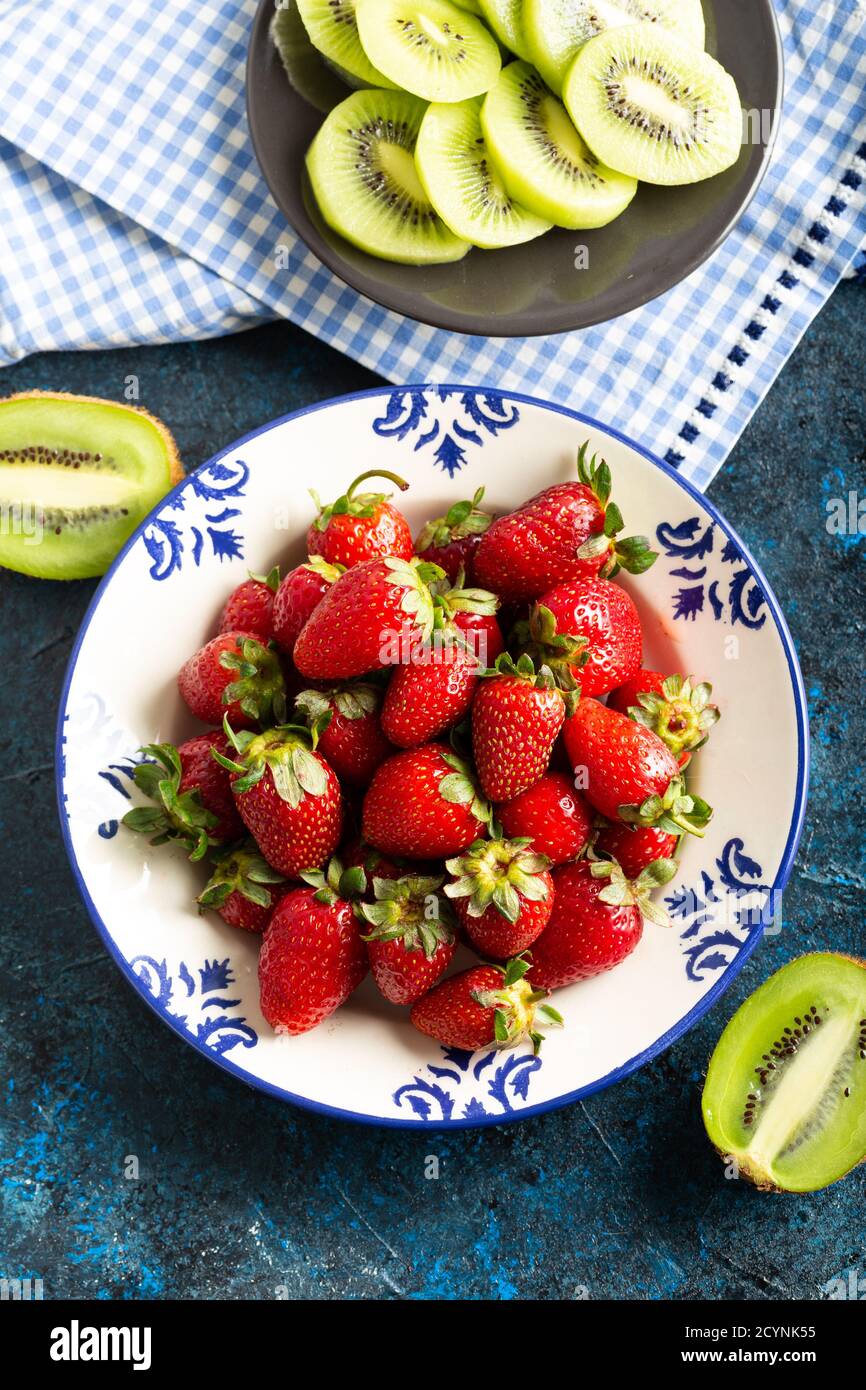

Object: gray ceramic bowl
[246,0,782,336]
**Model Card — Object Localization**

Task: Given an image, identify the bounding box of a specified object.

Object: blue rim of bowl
[55,385,810,1130]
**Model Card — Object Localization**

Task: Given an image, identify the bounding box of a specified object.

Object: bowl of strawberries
[57,385,807,1127]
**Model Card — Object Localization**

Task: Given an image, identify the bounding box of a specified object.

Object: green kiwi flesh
[306,88,471,264]
[416,96,551,248]
[0,393,181,581]
[564,24,741,185]
[270,1,351,113]
[356,0,501,102]
[524,0,705,95]
[295,0,399,89]
[481,61,637,228]
[477,0,533,62]
[703,954,866,1193]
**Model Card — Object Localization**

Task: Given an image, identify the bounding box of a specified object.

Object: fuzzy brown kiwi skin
[706,952,866,1195]
[1,391,184,487]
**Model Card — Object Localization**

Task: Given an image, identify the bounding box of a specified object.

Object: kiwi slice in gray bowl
[270,0,352,113]
[703,954,866,1193]
[481,61,637,228]
[524,0,705,95]
[0,392,182,580]
[564,23,741,185]
[356,0,501,102]
[415,96,551,248]
[295,0,399,89]
[306,88,471,264]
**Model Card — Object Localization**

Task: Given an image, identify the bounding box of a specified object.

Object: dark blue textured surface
[1,288,864,1300]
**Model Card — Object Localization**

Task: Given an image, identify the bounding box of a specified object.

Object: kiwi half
[703,954,866,1193]
[524,0,705,95]
[481,61,637,228]
[564,24,741,185]
[295,0,399,89]
[415,97,551,247]
[356,0,501,102]
[306,88,471,264]
[0,393,181,580]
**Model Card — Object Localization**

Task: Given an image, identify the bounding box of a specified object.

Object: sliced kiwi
[0,393,182,580]
[477,0,532,61]
[306,88,471,264]
[295,0,399,89]
[703,954,866,1193]
[564,24,741,185]
[481,61,637,228]
[415,96,550,248]
[524,0,705,95]
[270,0,352,113]
[356,0,501,102]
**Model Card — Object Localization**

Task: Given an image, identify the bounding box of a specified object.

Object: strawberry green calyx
[471,956,563,1053]
[300,856,367,905]
[445,837,551,923]
[511,603,589,686]
[248,564,280,592]
[218,635,287,725]
[626,675,720,765]
[482,651,580,716]
[122,743,218,862]
[384,555,447,643]
[618,774,713,838]
[295,682,381,731]
[433,567,499,621]
[358,874,455,957]
[416,487,492,550]
[216,719,329,805]
[438,751,494,829]
[589,856,677,929]
[310,469,409,530]
[301,555,345,583]
[198,839,285,911]
[573,441,658,579]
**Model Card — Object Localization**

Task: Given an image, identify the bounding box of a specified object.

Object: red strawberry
[472,654,575,802]
[474,443,656,601]
[562,698,713,834]
[218,566,279,641]
[595,822,679,880]
[363,744,492,859]
[295,682,393,787]
[358,872,457,1005]
[178,632,286,729]
[519,575,642,698]
[529,858,675,988]
[258,861,368,1034]
[445,837,553,958]
[410,956,561,1052]
[293,556,445,681]
[176,731,245,843]
[218,725,343,876]
[197,839,288,933]
[607,671,720,768]
[272,556,344,658]
[122,736,242,859]
[381,574,500,747]
[308,470,413,569]
[414,486,493,584]
[496,771,591,866]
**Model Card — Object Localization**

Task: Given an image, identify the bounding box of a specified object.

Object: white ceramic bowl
[57,386,808,1128]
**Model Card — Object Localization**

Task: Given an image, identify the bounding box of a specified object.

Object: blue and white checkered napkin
[0,1,863,491]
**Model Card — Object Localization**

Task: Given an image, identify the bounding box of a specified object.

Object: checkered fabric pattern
[0,0,863,491]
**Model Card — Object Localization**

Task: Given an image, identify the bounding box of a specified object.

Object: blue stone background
[1,283,864,1300]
